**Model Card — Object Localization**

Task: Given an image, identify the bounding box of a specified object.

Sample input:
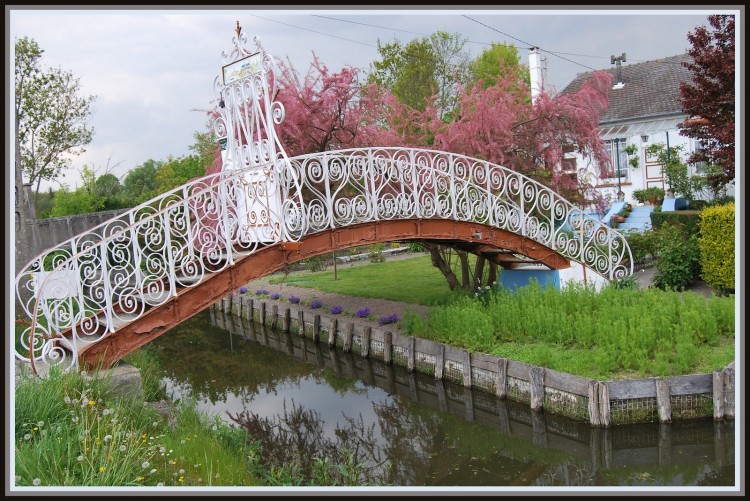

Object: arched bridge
[15,147,633,374]
[14,23,632,375]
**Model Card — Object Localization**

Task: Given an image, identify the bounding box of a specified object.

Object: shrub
[699,203,735,293]
[369,243,385,263]
[330,305,343,315]
[406,242,425,253]
[304,256,326,272]
[650,210,700,235]
[626,229,659,263]
[288,295,300,304]
[652,223,701,291]
[355,307,370,319]
[310,299,323,309]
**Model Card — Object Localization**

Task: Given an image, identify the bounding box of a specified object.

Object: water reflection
[150,309,735,487]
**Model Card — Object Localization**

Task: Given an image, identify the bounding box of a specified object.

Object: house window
[604,138,629,180]
[561,156,578,185]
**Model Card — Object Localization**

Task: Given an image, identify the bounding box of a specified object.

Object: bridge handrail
[15,147,632,373]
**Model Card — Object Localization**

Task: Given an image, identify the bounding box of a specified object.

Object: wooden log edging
[216,295,735,427]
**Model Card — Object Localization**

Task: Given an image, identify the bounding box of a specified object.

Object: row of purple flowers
[238,287,398,325]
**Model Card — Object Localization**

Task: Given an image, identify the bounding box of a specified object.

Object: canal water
[150,309,736,488]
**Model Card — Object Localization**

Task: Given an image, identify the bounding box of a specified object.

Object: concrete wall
[18,208,130,270]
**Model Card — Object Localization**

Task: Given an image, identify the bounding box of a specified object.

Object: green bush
[650,210,700,234]
[699,203,735,293]
[625,229,659,263]
[652,223,701,291]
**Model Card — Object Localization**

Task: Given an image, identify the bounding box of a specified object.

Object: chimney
[528,46,545,102]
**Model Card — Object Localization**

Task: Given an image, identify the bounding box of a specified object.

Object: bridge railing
[15,147,632,373]
[289,148,632,279]
[15,161,299,373]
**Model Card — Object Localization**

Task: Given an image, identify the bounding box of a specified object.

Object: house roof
[559,53,694,125]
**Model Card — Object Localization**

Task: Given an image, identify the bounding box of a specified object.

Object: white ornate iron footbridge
[14,23,633,374]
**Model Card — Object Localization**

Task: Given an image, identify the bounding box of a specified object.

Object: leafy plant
[355,307,370,319]
[310,299,323,309]
[378,313,399,325]
[288,295,300,304]
[652,222,701,291]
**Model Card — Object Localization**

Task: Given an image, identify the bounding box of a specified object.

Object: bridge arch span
[76,219,570,370]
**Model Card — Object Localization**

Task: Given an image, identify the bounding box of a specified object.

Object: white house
[530,50,733,210]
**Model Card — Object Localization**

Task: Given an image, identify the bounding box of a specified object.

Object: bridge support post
[343,323,353,352]
[530,367,545,411]
[260,302,266,327]
[496,358,508,399]
[297,311,305,337]
[271,304,279,330]
[462,350,472,388]
[407,337,415,372]
[282,307,291,333]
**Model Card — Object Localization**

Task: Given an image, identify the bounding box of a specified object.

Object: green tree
[467,42,529,90]
[646,143,710,203]
[367,31,469,119]
[48,166,103,217]
[154,154,206,194]
[14,36,96,195]
[122,159,161,205]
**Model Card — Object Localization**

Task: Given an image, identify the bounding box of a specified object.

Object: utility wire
[251,14,377,48]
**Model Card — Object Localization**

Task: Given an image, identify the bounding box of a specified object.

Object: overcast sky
[8,6,736,191]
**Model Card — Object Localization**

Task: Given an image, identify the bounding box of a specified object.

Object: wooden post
[297,310,305,337]
[271,304,278,330]
[328,318,338,347]
[599,383,611,427]
[462,350,472,388]
[247,299,254,323]
[658,423,672,465]
[434,344,445,380]
[407,336,415,372]
[655,378,672,423]
[436,379,448,413]
[529,367,545,411]
[724,365,735,420]
[282,307,291,333]
[260,301,266,326]
[313,314,321,343]
[588,381,602,427]
[712,370,725,421]
[463,387,474,422]
[361,326,371,358]
[496,358,508,399]
[383,331,393,364]
[343,323,353,352]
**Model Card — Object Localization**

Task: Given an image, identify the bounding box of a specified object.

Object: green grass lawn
[267,253,735,380]
[269,254,460,305]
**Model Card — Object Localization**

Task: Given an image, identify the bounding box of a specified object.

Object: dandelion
[142,461,150,469]
[179,469,185,474]
[32,478,41,486]
[71,416,79,423]
[64,396,71,404]
[211,425,218,431]
[102,409,111,416]
[77,455,84,462]
[37,420,44,427]
[179,476,185,483]
[24,434,31,441]
[119,445,127,452]
[80,370,87,377]
[88,400,96,406]
[157,482,164,487]
[180,439,186,444]
[137,476,145,481]
[150,469,157,474]
[104,435,113,442]
[159,447,166,453]
[99,466,106,473]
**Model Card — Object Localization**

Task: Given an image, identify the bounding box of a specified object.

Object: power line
[251,14,377,48]
[462,14,602,73]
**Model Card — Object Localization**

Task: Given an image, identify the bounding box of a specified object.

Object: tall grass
[14,363,382,487]
[404,282,735,379]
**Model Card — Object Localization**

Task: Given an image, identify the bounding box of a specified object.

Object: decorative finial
[235,21,241,40]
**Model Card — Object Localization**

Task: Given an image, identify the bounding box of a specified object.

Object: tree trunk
[459,251,470,289]
[425,242,460,290]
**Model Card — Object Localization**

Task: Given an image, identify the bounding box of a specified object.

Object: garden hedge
[698,203,735,292]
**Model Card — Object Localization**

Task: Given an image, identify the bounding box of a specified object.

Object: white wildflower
[32,478,41,486]
[142,461,150,469]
